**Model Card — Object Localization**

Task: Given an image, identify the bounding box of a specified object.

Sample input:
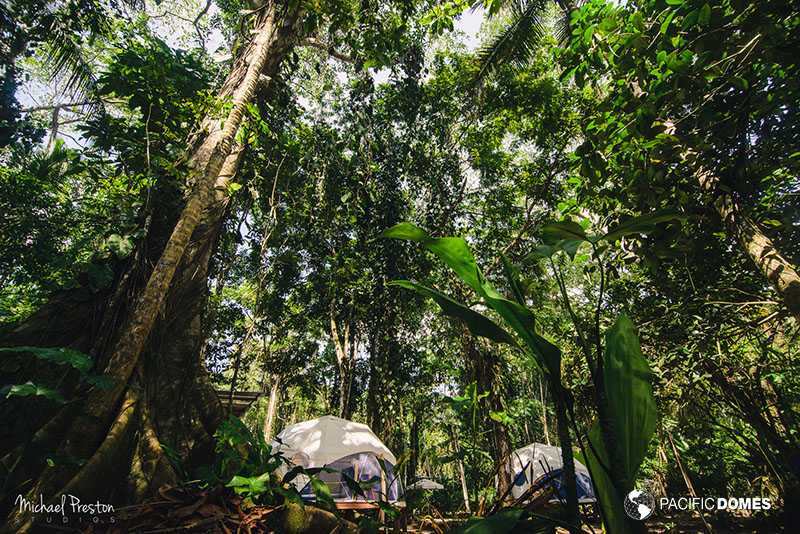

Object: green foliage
[452,508,523,533]
[208,416,282,486]
[585,314,658,534]
[0,346,111,405]
[0,345,92,372]
[0,381,65,403]
[385,222,562,376]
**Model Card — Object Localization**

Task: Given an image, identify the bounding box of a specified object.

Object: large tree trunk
[696,163,800,321]
[463,335,514,502]
[2,3,304,530]
[263,374,281,440]
[330,310,356,419]
[450,425,472,514]
[538,376,551,445]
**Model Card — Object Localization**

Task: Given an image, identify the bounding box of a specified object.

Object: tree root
[3,387,138,533]
[271,502,360,534]
[0,405,76,506]
[127,392,178,502]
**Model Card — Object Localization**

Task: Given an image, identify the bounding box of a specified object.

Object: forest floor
[69,484,782,534]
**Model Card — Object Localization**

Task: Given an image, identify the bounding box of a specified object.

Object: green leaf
[1,382,65,403]
[583,25,595,45]
[382,222,429,242]
[226,472,271,496]
[541,221,588,243]
[665,0,684,5]
[698,3,711,26]
[389,224,561,375]
[540,220,589,260]
[599,210,687,243]
[660,11,676,34]
[603,314,657,481]
[106,234,134,258]
[489,410,514,425]
[310,475,336,510]
[479,282,561,375]
[523,244,557,261]
[453,508,524,534]
[384,223,484,293]
[377,501,399,520]
[0,346,93,373]
[388,280,517,346]
[585,314,657,534]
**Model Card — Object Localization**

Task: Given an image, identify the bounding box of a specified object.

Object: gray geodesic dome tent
[272,415,404,503]
[509,442,596,502]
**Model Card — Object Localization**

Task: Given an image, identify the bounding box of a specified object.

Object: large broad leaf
[0,346,93,373]
[598,210,688,243]
[585,314,658,534]
[480,282,561,376]
[453,508,524,534]
[541,221,588,242]
[388,280,517,346]
[386,225,560,375]
[539,221,590,260]
[384,224,484,294]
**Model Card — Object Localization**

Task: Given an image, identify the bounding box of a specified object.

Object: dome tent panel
[509,442,596,502]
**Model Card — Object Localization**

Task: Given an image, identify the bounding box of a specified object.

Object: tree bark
[696,162,800,322]
[450,425,472,514]
[462,335,514,503]
[330,310,356,420]
[539,376,551,446]
[263,374,281,440]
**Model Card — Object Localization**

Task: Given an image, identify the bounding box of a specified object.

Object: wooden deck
[215,390,263,416]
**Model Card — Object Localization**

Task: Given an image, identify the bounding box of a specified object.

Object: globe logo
[624,489,655,520]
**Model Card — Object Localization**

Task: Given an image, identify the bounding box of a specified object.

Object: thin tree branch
[302,37,355,63]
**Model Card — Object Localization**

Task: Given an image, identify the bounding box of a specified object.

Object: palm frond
[553,0,580,43]
[47,30,100,103]
[474,0,550,81]
[43,1,133,114]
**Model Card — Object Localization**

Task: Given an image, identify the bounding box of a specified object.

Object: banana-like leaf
[541,220,589,243]
[386,224,560,375]
[585,314,658,534]
[598,210,688,243]
[388,280,517,346]
[501,254,526,305]
[452,508,524,534]
[384,223,484,294]
[480,282,561,376]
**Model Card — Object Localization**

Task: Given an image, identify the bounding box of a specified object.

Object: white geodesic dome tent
[272,415,404,503]
[509,442,596,502]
